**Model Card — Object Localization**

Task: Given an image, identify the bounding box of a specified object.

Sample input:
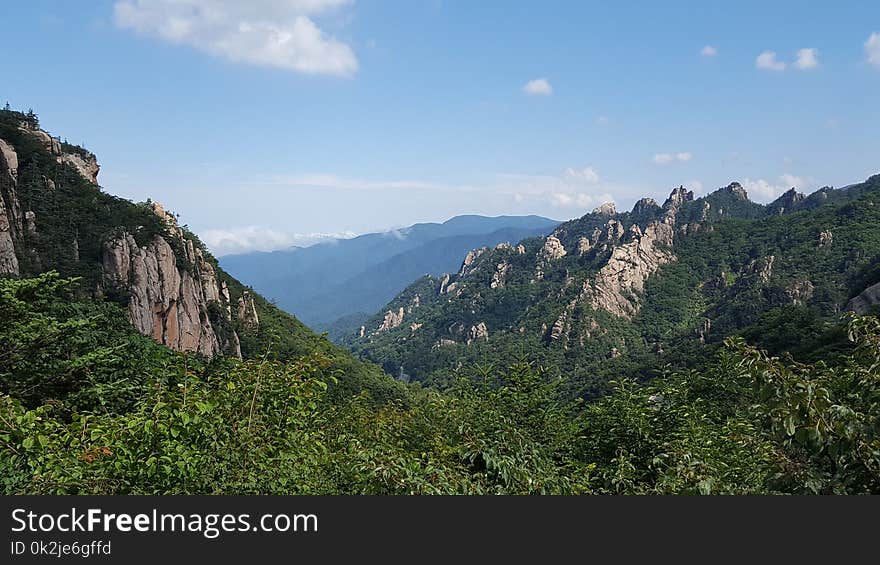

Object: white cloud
[742,174,809,202]
[687,180,704,194]
[267,173,448,191]
[653,152,692,165]
[496,166,617,210]
[866,32,880,67]
[700,45,717,57]
[756,50,786,71]
[202,225,357,256]
[563,166,600,184]
[795,48,819,70]
[595,115,609,126]
[523,78,553,96]
[113,0,358,76]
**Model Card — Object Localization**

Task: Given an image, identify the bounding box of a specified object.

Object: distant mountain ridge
[220,214,560,338]
[349,176,880,395]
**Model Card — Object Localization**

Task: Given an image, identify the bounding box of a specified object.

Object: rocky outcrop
[631,197,660,217]
[459,247,488,277]
[377,307,405,333]
[819,231,833,247]
[0,139,21,275]
[576,237,591,256]
[491,261,510,289]
[847,282,880,314]
[101,203,245,357]
[237,291,260,329]
[720,182,749,200]
[579,221,676,318]
[17,122,99,184]
[785,280,814,306]
[534,236,567,281]
[768,188,805,215]
[467,322,489,344]
[540,236,567,261]
[592,202,617,216]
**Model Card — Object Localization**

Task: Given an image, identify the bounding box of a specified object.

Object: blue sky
[3,1,879,255]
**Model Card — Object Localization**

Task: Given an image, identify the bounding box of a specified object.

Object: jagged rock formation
[491,261,510,289]
[237,290,260,329]
[535,235,567,280]
[769,188,805,215]
[847,282,880,314]
[785,280,814,306]
[467,322,489,344]
[459,247,488,277]
[579,221,676,318]
[819,231,833,247]
[101,203,245,357]
[377,307,406,333]
[592,202,617,216]
[0,139,21,275]
[18,121,100,184]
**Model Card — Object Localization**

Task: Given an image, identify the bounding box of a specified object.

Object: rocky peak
[18,122,99,184]
[663,186,694,210]
[592,202,617,217]
[459,247,488,277]
[720,182,749,200]
[768,187,805,215]
[631,197,660,216]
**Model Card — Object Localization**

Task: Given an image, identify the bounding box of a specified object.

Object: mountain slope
[349,177,880,396]
[0,107,390,399]
[219,214,559,334]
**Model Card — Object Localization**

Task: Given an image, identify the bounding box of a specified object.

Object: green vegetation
[2,273,878,494]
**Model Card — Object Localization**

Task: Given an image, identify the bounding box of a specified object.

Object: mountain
[349,177,880,396]
[3,106,878,495]
[219,214,559,338]
[0,107,390,401]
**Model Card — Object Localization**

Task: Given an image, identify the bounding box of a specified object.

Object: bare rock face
[768,188,805,215]
[785,280,814,306]
[516,244,526,254]
[60,153,100,184]
[491,261,510,289]
[662,186,694,224]
[467,322,489,344]
[819,231,833,247]
[237,291,260,329]
[0,139,21,275]
[534,236,567,281]
[579,221,676,318]
[847,282,880,314]
[592,202,617,216]
[539,236,567,261]
[459,247,488,277]
[577,237,591,256]
[721,182,749,200]
[18,122,99,184]
[377,307,406,333]
[631,197,660,216]
[101,203,245,357]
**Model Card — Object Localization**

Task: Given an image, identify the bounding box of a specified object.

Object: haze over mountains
[219,215,560,338]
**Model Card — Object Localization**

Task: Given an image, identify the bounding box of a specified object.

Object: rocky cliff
[101,203,244,357]
[0,110,255,358]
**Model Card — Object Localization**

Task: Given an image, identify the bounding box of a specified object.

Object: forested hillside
[349,177,880,400]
